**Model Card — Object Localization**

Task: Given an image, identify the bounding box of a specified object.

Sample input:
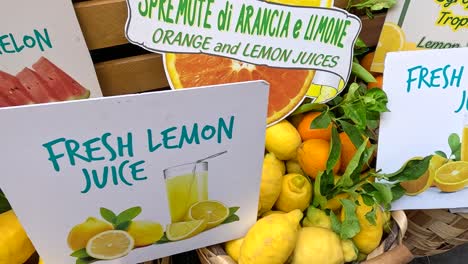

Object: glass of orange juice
[164,162,209,223]
[462,113,468,162]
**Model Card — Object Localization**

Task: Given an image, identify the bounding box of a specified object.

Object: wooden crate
[72,0,386,97]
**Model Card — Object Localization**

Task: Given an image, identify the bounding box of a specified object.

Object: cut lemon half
[371,22,406,73]
[434,161,468,193]
[401,155,447,195]
[166,219,207,241]
[86,230,134,260]
[187,200,230,229]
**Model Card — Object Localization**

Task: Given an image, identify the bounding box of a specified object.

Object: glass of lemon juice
[164,162,208,223]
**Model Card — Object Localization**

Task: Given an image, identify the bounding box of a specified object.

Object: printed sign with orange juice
[125,0,362,126]
[0,81,269,263]
[371,0,468,73]
[376,47,468,210]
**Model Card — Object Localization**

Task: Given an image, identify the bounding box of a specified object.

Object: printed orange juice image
[164,162,209,223]
[461,114,468,162]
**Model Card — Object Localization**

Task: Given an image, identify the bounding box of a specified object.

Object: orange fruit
[297,139,341,179]
[360,52,378,77]
[434,161,468,193]
[297,112,332,141]
[165,53,315,125]
[339,132,372,173]
[367,75,383,89]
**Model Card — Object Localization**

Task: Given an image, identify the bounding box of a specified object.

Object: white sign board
[0,81,268,263]
[377,48,468,210]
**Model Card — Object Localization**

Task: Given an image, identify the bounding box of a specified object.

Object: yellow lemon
[67,217,113,251]
[0,210,36,264]
[401,155,447,195]
[86,230,134,260]
[265,120,302,160]
[371,22,406,72]
[341,239,358,262]
[434,161,468,192]
[239,209,303,264]
[261,210,286,218]
[275,173,313,212]
[166,219,207,241]
[292,226,344,264]
[302,207,331,229]
[258,153,285,215]
[286,159,305,175]
[38,258,44,264]
[187,200,230,230]
[127,220,164,247]
[224,237,244,262]
[341,196,383,254]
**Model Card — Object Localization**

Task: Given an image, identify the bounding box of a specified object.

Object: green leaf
[364,88,389,113]
[116,206,142,225]
[0,190,11,214]
[313,172,328,209]
[156,233,171,244]
[342,102,367,130]
[339,139,370,188]
[311,110,332,129]
[340,120,364,148]
[448,133,461,160]
[361,193,374,206]
[320,171,336,200]
[365,207,377,226]
[391,184,406,202]
[330,211,342,235]
[352,62,376,83]
[435,151,448,159]
[229,207,240,215]
[76,258,98,264]
[340,199,361,240]
[371,182,393,206]
[385,156,432,182]
[222,214,240,225]
[326,127,341,173]
[71,248,90,258]
[343,83,361,103]
[100,207,116,224]
[116,221,131,231]
[291,104,327,116]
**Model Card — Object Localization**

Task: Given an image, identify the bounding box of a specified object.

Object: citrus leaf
[330,211,342,235]
[326,127,341,173]
[156,233,171,244]
[311,110,332,129]
[435,151,447,159]
[339,139,370,188]
[391,184,406,202]
[100,207,116,225]
[371,182,393,206]
[320,171,336,200]
[115,221,131,231]
[385,156,432,182]
[229,207,240,216]
[364,88,389,113]
[365,207,377,226]
[222,214,240,225]
[340,120,364,148]
[313,172,328,209]
[343,83,361,103]
[340,199,361,240]
[116,206,142,225]
[71,248,90,258]
[0,190,11,214]
[449,133,461,154]
[361,193,374,206]
[342,102,367,130]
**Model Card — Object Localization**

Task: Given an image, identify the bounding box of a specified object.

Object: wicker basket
[195,209,468,264]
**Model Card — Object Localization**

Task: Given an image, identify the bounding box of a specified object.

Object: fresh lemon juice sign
[125,0,361,126]
[371,0,468,73]
[376,48,468,210]
[0,82,268,263]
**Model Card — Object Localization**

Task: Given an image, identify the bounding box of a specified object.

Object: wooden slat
[95,54,169,96]
[74,0,128,50]
[359,13,386,47]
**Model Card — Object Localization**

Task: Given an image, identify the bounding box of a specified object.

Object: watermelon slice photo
[0,56,90,108]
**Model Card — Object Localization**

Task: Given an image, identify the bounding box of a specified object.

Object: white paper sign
[376,48,468,210]
[0,81,268,263]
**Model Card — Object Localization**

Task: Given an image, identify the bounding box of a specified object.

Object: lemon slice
[434,161,468,192]
[187,200,230,229]
[85,230,134,260]
[166,219,207,241]
[371,22,406,72]
[401,155,447,195]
